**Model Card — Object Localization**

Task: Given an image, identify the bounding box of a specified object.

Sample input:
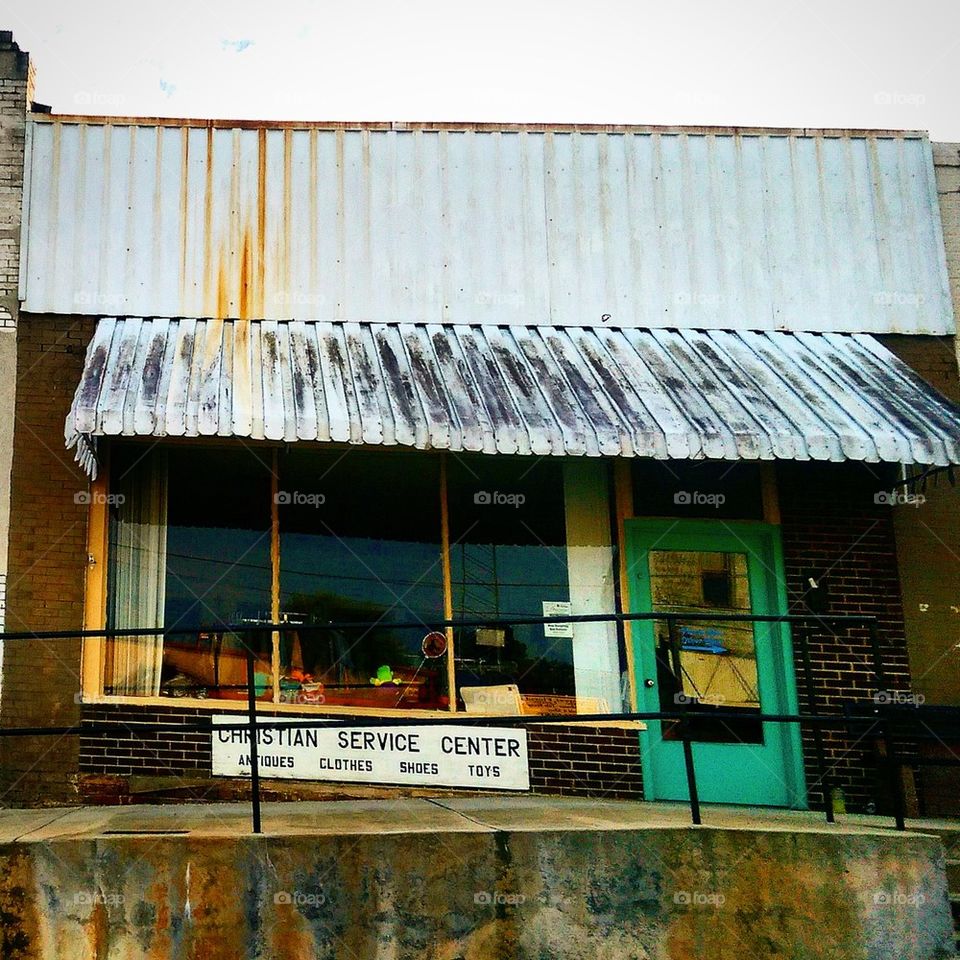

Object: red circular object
[421,631,448,659]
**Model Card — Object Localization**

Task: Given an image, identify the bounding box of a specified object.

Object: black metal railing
[0,612,931,834]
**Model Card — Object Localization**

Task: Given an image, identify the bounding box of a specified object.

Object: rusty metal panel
[23,120,955,334]
[65,320,960,478]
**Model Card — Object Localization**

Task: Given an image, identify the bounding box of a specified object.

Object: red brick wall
[777,461,912,813]
[78,704,644,803]
[0,313,95,805]
[526,723,643,799]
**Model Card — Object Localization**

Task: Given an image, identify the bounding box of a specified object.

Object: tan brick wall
[933,142,960,345]
[0,313,95,805]
[876,147,960,707]
[0,32,30,764]
[0,31,30,330]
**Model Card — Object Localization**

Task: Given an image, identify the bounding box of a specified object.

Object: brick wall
[526,723,643,800]
[873,335,960,714]
[0,31,30,330]
[0,34,30,643]
[878,334,959,403]
[777,461,912,813]
[81,705,212,781]
[0,313,96,806]
[78,703,643,804]
[933,142,960,334]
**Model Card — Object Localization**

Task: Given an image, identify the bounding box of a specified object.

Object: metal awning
[66,318,960,478]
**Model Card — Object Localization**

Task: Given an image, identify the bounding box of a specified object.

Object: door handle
[644,679,656,688]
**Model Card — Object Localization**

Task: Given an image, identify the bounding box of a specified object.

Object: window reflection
[447,457,578,713]
[107,446,273,700]
[105,445,622,715]
[277,450,447,709]
[648,549,763,744]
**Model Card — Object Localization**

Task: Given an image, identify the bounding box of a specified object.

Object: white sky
[3,0,960,139]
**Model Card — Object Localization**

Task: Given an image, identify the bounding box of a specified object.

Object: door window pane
[648,549,763,743]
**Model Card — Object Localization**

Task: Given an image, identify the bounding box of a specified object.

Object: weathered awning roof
[66,318,960,478]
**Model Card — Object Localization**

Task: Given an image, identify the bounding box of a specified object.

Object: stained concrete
[0,798,954,959]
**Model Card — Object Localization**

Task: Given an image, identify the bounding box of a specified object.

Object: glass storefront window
[107,446,273,700]
[103,444,623,715]
[277,450,447,709]
[447,457,577,712]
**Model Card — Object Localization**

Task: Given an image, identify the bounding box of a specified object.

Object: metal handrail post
[867,621,906,831]
[667,618,701,825]
[245,647,263,835]
[798,625,834,822]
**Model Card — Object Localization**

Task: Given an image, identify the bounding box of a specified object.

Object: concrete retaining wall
[0,825,953,959]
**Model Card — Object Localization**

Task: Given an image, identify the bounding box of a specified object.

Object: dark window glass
[107,445,273,701]
[163,448,273,627]
[277,450,447,710]
[446,457,573,708]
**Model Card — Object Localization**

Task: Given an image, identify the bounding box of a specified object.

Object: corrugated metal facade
[22,120,954,335]
[65,318,960,477]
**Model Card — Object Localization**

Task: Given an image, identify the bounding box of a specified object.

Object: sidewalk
[1,794,955,841]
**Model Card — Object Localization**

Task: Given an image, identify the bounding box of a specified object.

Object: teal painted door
[626,519,806,808]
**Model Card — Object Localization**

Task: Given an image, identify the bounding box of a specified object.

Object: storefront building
[2,97,960,811]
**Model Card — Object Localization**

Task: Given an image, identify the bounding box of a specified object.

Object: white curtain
[109,450,168,696]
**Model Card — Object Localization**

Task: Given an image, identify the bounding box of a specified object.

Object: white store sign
[211,717,530,791]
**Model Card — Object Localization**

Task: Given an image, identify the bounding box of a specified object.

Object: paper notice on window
[542,600,574,638]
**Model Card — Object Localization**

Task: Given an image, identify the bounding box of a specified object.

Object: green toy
[370,665,396,687]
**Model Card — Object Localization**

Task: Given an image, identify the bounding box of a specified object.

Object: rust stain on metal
[281,128,292,319]
[257,127,267,322]
[216,251,229,322]
[203,127,215,318]
[238,229,252,321]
